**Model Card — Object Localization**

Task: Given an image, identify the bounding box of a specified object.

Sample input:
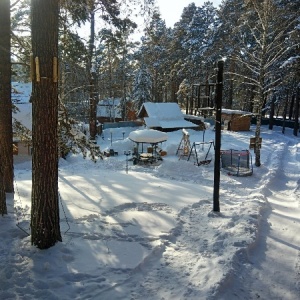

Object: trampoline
[220,149,253,176]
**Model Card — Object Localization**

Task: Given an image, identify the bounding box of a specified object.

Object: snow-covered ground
[1,124,300,300]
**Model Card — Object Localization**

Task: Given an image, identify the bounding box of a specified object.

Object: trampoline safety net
[220,149,253,176]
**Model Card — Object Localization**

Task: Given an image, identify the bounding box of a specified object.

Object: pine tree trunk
[31,0,62,249]
[289,94,295,120]
[0,156,7,216]
[88,8,97,140]
[293,88,299,137]
[0,0,14,194]
[282,90,289,134]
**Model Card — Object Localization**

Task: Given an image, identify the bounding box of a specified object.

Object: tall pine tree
[30,0,62,249]
[0,0,14,199]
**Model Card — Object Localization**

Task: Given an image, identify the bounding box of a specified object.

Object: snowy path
[216,135,300,299]
[4,127,299,300]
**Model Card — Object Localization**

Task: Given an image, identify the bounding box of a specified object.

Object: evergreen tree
[0,0,14,199]
[171,3,198,87]
[140,10,171,102]
[11,0,32,81]
[131,62,152,110]
[182,2,218,79]
[169,2,219,107]
[177,78,191,108]
[30,0,62,249]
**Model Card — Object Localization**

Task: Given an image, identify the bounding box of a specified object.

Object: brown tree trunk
[289,94,295,120]
[31,0,62,249]
[0,0,14,194]
[282,90,289,134]
[88,8,97,140]
[0,156,7,216]
[294,87,299,137]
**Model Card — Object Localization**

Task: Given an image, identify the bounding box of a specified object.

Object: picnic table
[129,129,167,165]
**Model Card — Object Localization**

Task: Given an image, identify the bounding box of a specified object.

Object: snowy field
[1,124,300,300]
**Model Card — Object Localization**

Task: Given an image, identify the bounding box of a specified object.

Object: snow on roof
[129,129,168,143]
[184,114,205,121]
[140,102,184,120]
[143,117,161,128]
[222,109,252,115]
[139,102,198,129]
[159,119,198,129]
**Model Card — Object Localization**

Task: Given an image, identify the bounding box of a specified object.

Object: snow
[221,109,252,115]
[13,103,32,130]
[1,123,300,300]
[129,129,168,143]
[139,102,199,129]
[12,82,32,104]
[140,103,184,120]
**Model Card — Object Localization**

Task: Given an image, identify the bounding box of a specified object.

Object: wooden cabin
[221,109,252,131]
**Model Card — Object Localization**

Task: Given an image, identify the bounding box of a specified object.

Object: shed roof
[138,102,198,129]
[222,109,252,115]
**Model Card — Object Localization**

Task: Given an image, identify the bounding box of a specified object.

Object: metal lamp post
[124,150,131,174]
[110,128,113,147]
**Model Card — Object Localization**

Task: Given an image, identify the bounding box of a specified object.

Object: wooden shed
[137,102,199,132]
[221,109,252,131]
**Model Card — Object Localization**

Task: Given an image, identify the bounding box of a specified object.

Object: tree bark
[289,94,295,120]
[88,6,98,140]
[0,0,14,194]
[0,155,7,216]
[293,88,299,137]
[31,0,62,249]
[282,90,289,134]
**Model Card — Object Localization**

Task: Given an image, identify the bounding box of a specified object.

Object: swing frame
[187,141,215,166]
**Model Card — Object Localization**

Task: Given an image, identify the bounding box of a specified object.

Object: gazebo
[129,129,168,164]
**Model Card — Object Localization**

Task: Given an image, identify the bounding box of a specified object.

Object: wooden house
[221,109,252,131]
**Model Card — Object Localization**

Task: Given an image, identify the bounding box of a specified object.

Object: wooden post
[213,60,224,212]
[35,56,40,82]
[249,137,262,149]
[53,57,58,82]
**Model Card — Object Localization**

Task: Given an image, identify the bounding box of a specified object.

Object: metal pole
[110,129,113,147]
[213,60,224,212]
[124,151,131,174]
